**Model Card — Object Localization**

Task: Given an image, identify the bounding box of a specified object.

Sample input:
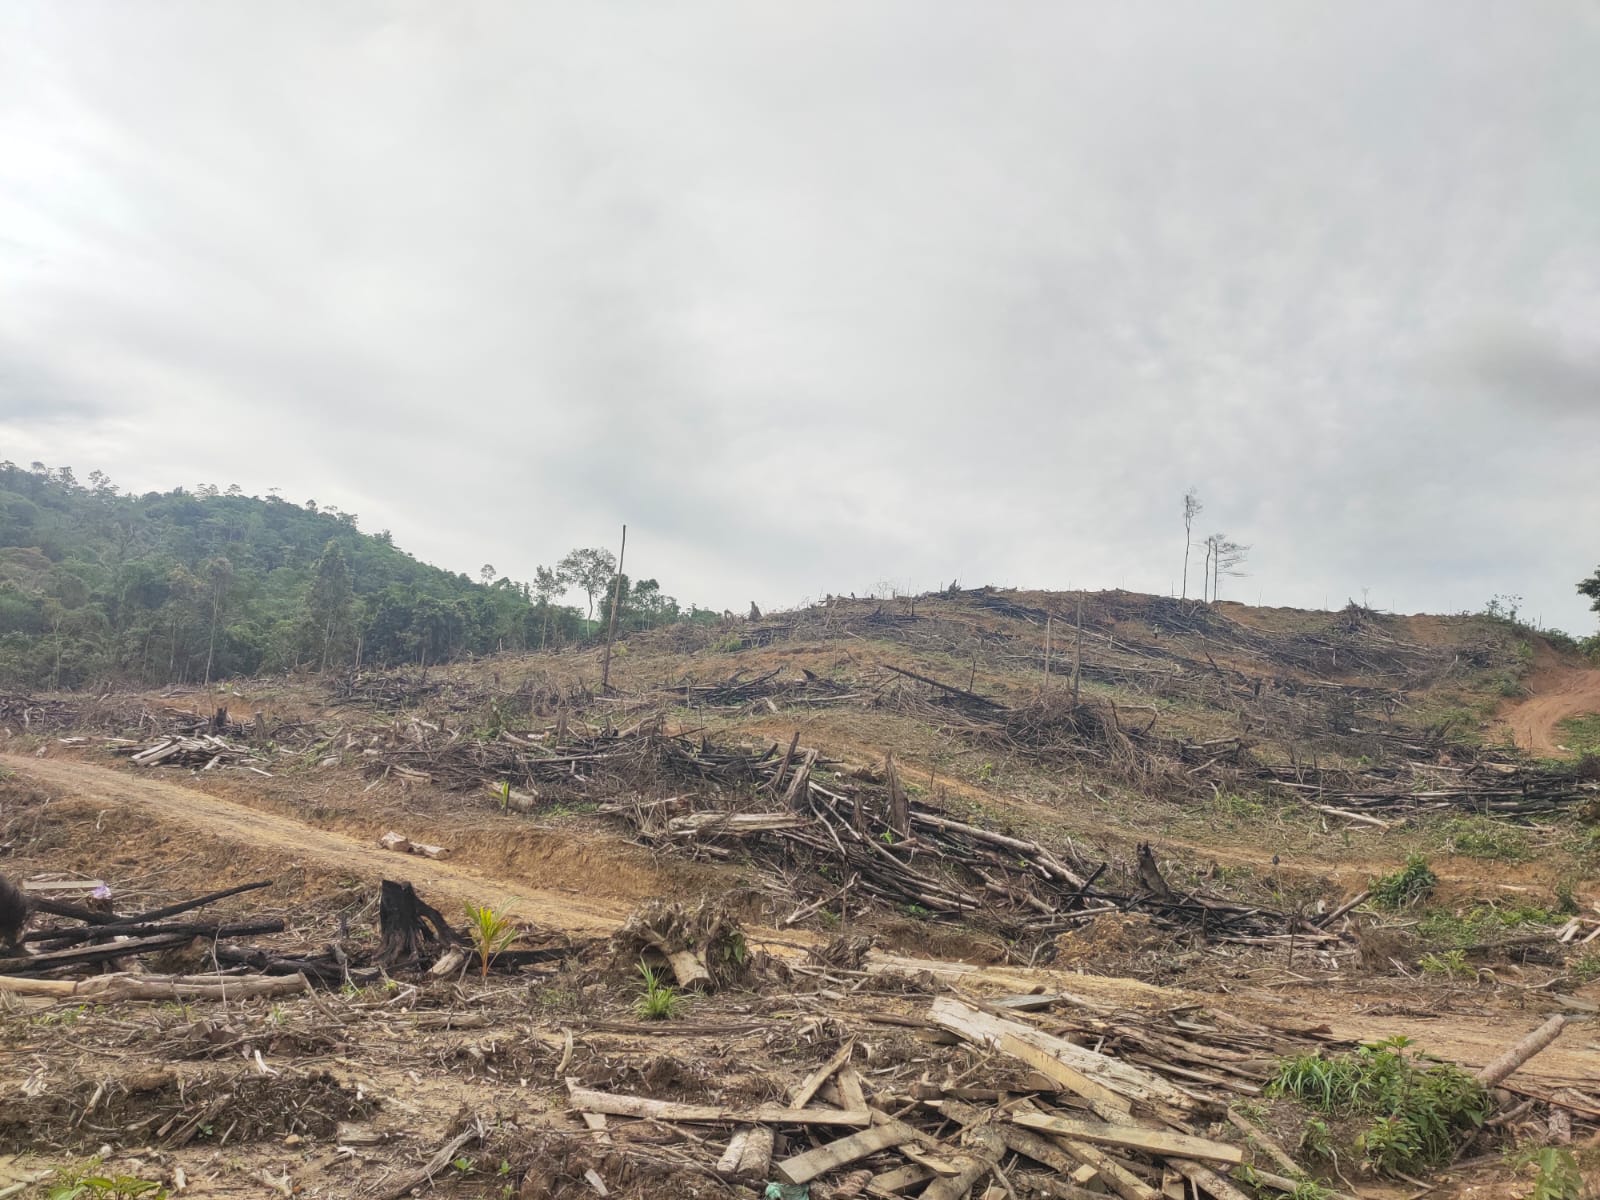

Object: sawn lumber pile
[560,990,1594,1200]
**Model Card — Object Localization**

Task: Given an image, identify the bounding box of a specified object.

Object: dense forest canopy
[0,462,706,688]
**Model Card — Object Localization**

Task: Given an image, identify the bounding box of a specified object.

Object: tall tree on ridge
[1181,488,1202,599]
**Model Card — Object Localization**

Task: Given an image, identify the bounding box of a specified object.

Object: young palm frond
[634,961,685,1021]
[464,904,518,979]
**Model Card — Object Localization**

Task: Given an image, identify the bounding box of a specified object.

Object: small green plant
[634,962,684,1021]
[1370,855,1437,911]
[47,1159,168,1200]
[494,780,512,813]
[464,903,518,979]
[1529,1146,1584,1200]
[1297,1116,1333,1160]
[1418,949,1473,979]
[451,1155,476,1173]
[1267,1036,1489,1176]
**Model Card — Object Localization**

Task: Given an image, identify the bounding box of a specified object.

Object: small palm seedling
[465,904,518,980]
[634,961,684,1021]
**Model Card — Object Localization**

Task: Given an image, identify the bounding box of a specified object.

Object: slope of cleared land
[2,589,1598,1199]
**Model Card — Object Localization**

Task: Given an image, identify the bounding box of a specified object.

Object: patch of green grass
[1418,949,1473,979]
[1267,1036,1489,1177]
[1370,855,1437,911]
[634,962,685,1021]
[1442,817,1531,862]
[1557,713,1600,756]
[1416,902,1559,949]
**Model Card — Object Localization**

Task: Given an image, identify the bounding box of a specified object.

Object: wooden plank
[790,1040,855,1108]
[774,1121,921,1184]
[1032,1136,1160,1200]
[836,1065,868,1114]
[999,1031,1134,1121]
[929,997,1192,1121]
[566,1085,869,1127]
[1011,1114,1241,1166]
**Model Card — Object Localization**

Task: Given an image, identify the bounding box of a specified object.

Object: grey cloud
[1444,327,1600,419]
[1,3,1599,630]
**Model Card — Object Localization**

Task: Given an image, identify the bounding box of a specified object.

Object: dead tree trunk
[378,880,459,967]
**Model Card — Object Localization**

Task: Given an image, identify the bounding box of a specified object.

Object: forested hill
[0,463,692,689]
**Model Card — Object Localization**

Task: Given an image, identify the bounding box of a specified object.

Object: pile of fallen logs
[596,733,1298,945]
[660,668,860,711]
[561,986,1593,1200]
[0,877,311,1001]
[109,732,271,773]
[0,693,82,733]
[1257,745,1599,821]
[0,873,565,997]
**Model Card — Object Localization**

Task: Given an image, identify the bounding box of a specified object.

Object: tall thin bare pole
[1043,615,1052,685]
[599,524,627,691]
[1071,596,1084,704]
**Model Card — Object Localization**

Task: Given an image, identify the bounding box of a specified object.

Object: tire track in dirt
[1,753,631,935]
[1497,652,1600,756]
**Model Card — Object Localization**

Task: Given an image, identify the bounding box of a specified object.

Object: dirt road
[6,753,1597,1091]
[1,752,631,934]
[1499,654,1600,756]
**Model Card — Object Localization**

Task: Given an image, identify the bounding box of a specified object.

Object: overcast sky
[2,4,1598,630]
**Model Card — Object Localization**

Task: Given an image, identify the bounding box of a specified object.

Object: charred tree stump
[378,880,459,967]
[1136,842,1176,901]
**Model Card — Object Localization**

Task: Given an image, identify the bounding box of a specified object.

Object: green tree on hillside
[200,555,234,686]
[558,547,617,623]
[1580,565,1600,617]
[302,541,355,670]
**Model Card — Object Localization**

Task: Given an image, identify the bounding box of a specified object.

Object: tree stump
[378,880,459,968]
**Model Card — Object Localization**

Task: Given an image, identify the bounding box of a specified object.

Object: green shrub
[1370,855,1437,910]
[1267,1036,1489,1176]
[634,962,684,1021]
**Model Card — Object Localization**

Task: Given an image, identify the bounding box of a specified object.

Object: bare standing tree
[1207,535,1249,602]
[1181,489,1202,599]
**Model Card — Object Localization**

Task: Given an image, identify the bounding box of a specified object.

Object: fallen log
[1476,1014,1568,1087]
[1010,1113,1241,1165]
[565,1084,871,1127]
[0,921,285,974]
[0,971,309,1002]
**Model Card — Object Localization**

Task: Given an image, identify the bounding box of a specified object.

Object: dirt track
[0,752,630,935]
[6,752,1598,1094]
[1499,654,1600,756]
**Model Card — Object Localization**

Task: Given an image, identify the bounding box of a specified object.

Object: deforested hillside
[3,586,1599,1198]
